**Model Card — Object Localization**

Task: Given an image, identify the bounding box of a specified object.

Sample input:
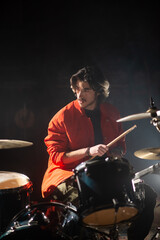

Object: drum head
[0,171,32,234]
[0,171,30,190]
[82,206,138,226]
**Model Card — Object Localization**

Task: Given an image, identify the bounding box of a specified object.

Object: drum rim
[1,201,77,235]
[79,200,138,214]
[0,171,30,179]
[74,157,131,173]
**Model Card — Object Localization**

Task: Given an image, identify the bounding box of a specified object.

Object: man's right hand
[89,144,109,157]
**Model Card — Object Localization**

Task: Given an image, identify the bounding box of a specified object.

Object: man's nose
[78,89,84,98]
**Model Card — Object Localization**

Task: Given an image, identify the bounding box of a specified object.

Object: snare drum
[0,171,33,234]
[74,158,140,228]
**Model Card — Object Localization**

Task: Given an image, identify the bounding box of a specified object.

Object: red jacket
[41,100,126,198]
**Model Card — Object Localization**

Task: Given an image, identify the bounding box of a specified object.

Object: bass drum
[74,157,142,229]
[0,202,79,240]
[0,171,33,234]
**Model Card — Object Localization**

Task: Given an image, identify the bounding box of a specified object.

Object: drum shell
[0,173,33,234]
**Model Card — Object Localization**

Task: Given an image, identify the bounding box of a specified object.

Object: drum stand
[93,209,120,240]
[150,227,160,240]
[86,225,119,240]
[108,225,119,240]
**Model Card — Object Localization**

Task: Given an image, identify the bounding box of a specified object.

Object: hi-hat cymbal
[0,139,33,149]
[134,147,160,160]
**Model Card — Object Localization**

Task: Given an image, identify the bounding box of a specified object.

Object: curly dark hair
[70,66,110,102]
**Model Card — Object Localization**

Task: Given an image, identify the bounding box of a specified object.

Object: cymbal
[0,139,33,149]
[117,112,151,122]
[134,147,160,160]
[117,110,160,122]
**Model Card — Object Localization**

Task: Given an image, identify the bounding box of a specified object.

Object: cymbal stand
[89,225,119,240]
[108,225,119,240]
[149,97,160,132]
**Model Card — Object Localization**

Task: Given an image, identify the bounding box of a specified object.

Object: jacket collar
[74,99,103,116]
[73,99,86,115]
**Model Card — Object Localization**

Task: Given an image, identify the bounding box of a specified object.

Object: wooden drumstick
[89,124,137,159]
[106,124,137,147]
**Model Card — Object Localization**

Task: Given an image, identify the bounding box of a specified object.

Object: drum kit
[0,99,160,240]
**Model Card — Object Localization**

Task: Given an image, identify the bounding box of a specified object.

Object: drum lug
[17,191,22,201]
[28,210,50,226]
[112,198,119,212]
[122,185,132,203]
[10,221,20,231]
[84,167,89,175]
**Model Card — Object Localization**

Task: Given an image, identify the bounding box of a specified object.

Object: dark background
[0,1,160,202]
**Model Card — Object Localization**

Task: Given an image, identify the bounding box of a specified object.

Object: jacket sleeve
[44,115,68,167]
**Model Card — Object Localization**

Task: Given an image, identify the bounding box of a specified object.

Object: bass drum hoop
[0,202,77,240]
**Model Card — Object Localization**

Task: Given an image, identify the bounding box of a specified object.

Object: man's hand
[89,144,109,157]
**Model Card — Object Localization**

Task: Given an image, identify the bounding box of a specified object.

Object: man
[41,66,156,239]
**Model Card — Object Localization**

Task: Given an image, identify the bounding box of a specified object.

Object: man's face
[75,80,98,110]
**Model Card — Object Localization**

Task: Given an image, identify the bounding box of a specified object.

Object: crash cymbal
[117,112,151,122]
[134,147,160,160]
[117,110,160,122]
[0,139,33,149]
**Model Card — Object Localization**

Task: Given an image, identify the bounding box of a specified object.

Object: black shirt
[85,107,103,145]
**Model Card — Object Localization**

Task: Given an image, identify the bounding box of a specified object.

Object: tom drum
[74,157,142,228]
[0,171,33,234]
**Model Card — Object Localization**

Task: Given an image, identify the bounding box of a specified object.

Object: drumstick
[89,124,137,159]
[106,124,137,147]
